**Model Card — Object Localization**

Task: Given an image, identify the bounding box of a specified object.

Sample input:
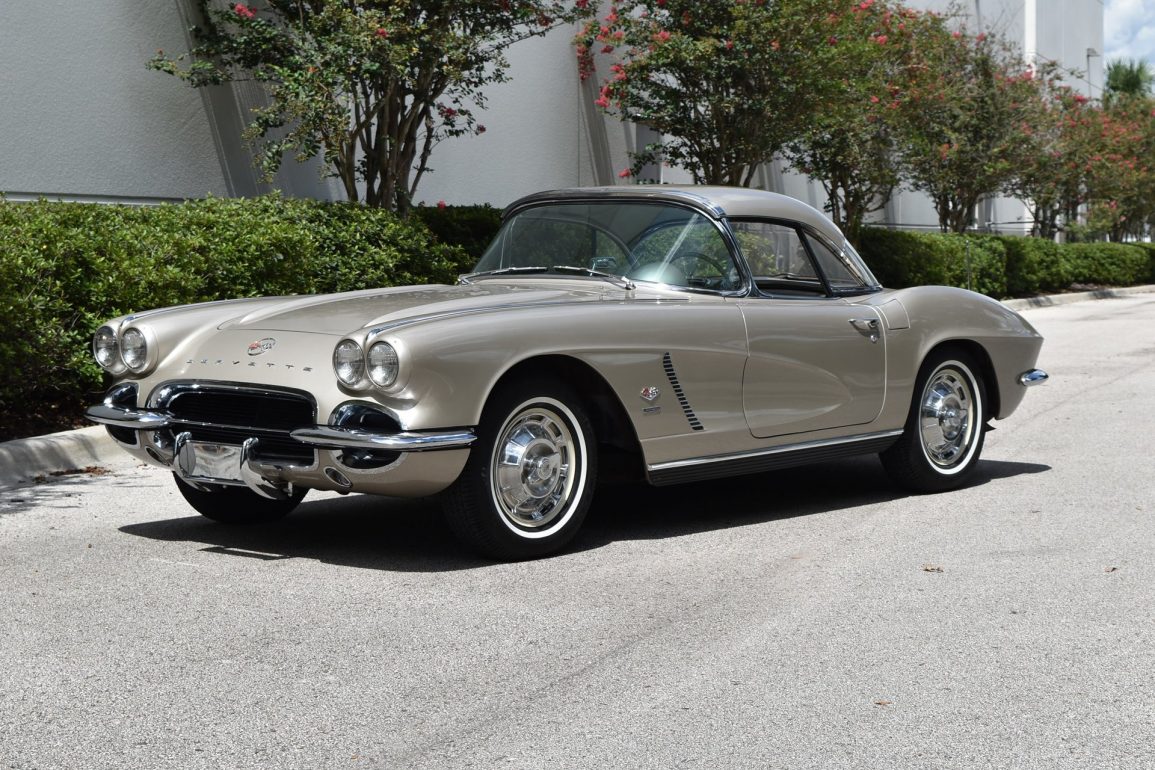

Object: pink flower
[233,3,255,19]
[653,30,671,43]
[875,35,888,45]
[437,200,447,209]
[375,27,388,38]
[618,169,631,179]
[595,95,610,108]
[870,95,880,103]
[601,45,615,53]
[576,0,589,7]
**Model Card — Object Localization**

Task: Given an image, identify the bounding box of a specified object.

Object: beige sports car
[87,186,1047,559]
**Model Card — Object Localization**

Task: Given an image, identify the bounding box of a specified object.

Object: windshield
[472,202,742,292]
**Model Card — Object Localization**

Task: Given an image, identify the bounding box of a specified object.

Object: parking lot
[2,294,1153,769]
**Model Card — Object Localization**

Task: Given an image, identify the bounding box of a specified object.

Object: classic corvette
[86,186,1047,559]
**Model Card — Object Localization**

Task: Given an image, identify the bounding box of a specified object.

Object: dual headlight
[93,325,153,375]
[333,339,400,389]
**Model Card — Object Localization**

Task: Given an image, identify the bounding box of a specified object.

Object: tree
[152,0,595,212]
[575,0,845,186]
[1005,85,1093,239]
[783,2,937,244]
[894,24,1055,233]
[1105,57,1154,103]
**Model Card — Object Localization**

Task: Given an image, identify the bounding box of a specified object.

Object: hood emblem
[247,337,277,356]
[640,386,661,402]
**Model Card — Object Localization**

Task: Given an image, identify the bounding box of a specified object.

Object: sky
[1103,0,1155,64]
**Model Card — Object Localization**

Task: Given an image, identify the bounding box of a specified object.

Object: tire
[442,379,598,560]
[881,349,987,493]
[173,475,306,524]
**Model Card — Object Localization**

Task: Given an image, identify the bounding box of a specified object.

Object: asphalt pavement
[1,291,1153,769]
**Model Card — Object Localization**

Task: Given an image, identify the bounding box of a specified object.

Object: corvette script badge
[247,338,276,356]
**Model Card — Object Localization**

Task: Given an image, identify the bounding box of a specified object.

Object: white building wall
[0,0,230,201]
[0,0,1103,228]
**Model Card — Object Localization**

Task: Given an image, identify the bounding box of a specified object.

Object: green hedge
[0,195,469,440]
[1060,242,1151,287]
[856,229,1007,298]
[858,228,1153,297]
[411,203,503,263]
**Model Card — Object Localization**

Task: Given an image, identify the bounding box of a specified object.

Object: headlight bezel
[333,339,366,387]
[120,327,149,372]
[93,325,124,374]
[366,341,400,388]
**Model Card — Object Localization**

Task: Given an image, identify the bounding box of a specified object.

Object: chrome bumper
[1018,369,1049,387]
[85,404,476,451]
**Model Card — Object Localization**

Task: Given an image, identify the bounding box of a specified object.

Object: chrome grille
[154,383,317,464]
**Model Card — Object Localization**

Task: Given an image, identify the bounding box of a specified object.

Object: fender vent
[663,352,704,431]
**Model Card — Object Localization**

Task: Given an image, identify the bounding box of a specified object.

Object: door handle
[849,318,880,342]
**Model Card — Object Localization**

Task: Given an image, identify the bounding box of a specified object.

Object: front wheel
[443,380,597,560]
[174,475,307,524]
[881,350,987,493]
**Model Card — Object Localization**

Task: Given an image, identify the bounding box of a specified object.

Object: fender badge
[640,386,661,402]
[247,337,276,356]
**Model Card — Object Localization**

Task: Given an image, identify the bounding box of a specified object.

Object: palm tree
[1104,58,1154,103]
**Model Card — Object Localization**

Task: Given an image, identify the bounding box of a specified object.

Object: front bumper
[85,402,475,500]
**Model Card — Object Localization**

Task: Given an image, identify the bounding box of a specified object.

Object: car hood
[214,281,626,335]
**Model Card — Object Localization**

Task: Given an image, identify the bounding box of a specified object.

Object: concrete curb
[2,284,1152,487]
[1002,284,1154,310]
[0,425,121,489]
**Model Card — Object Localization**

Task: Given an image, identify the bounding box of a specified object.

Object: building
[0,1,1103,234]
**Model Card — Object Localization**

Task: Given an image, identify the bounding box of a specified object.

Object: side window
[628,217,740,292]
[731,220,825,296]
[804,234,869,292]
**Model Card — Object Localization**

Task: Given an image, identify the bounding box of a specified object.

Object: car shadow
[117,456,1050,573]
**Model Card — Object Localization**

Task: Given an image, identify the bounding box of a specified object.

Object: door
[730,219,885,438]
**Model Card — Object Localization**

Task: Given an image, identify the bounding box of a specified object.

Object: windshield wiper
[549,265,636,290]
[458,266,550,283]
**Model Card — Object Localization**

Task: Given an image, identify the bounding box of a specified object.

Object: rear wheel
[881,350,987,492]
[443,379,597,560]
[173,475,306,524]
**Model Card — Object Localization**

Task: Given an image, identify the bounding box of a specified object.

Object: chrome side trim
[86,403,171,429]
[1018,369,1049,387]
[649,429,904,473]
[291,426,477,452]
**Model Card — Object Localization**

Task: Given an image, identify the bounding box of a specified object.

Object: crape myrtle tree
[152,0,597,212]
[575,0,847,187]
[894,23,1056,233]
[783,1,940,244]
[1005,86,1097,239]
[1082,98,1155,241]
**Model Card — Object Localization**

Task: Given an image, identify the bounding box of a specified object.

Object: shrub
[1061,242,1150,287]
[410,204,504,265]
[998,235,1070,295]
[0,195,467,440]
[857,228,1006,298]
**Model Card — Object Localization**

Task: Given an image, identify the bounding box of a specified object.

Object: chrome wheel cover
[489,398,586,536]
[918,362,978,471]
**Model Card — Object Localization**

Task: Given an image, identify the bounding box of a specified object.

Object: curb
[1,284,1152,488]
[0,425,121,489]
[1002,284,1154,310]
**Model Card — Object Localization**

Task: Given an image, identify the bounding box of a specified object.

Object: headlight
[121,328,148,372]
[333,340,365,386]
[367,342,399,388]
[93,326,121,371]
